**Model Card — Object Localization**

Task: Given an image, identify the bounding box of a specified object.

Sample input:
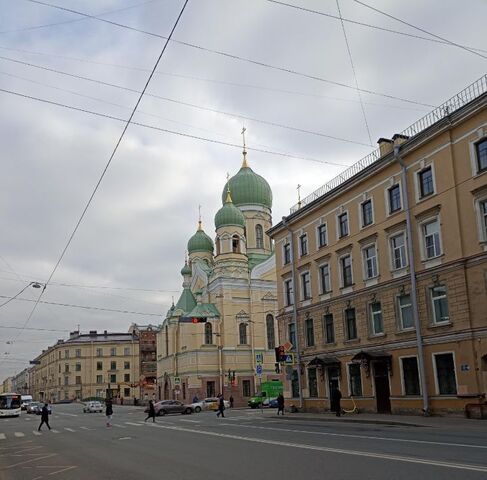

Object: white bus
[0,393,21,417]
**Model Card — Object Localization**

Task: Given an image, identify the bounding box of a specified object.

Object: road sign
[282,341,293,352]
[174,376,181,385]
[282,353,295,365]
[255,352,263,364]
[256,364,263,376]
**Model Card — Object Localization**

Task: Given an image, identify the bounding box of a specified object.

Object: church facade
[156,151,280,406]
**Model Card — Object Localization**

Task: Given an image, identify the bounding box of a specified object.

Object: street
[0,405,486,480]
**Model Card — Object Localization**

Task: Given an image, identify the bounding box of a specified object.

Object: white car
[83,401,103,413]
[189,400,206,413]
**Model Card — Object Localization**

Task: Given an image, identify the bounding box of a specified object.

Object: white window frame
[359,198,374,228]
[300,270,311,301]
[399,355,422,396]
[316,222,328,248]
[318,262,331,294]
[385,182,402,216]
[284,278,294,306]
[282,241,292,265]
[299,233,308,257]
[339,253,353,288]
[474,195,487,244]
[389,231,408,270]
[397,294,414,330]
[346,361,363,397]
[469,134,487,176]
[336,210,349,239]
[432,351,458,396]
[362,243,378,280]
[369,301,383,336]
[414,163,436,201]
[429,285,450,324]
[419,215,443,260]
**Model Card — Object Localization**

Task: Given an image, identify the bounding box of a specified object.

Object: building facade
[269,77,487,415]
[157,150,279,406]
[11,368,30,395]
[31,330,140,403]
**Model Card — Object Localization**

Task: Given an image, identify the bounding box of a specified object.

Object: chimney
[69,330,79,340]
[104,330,108,337]
[89,330,97,337]
[392,133,409,147]
[377,138,393,157]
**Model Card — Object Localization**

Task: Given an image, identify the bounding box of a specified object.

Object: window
[124,374,130,382]
[204,322,213,345]
[96,375,103,384]
[124,347,130,356]
[75,363,81,372]
[363,245,378,279]
[75,349,81,358]
[361,199,373,227]
[288,322,296,348]
[124,361,130,370]
[306,318,315,347]
[418,166,434,198]
[64,377,69,386]
[58,364,61,373]
[232,235,240,253]
[64,364,69,373]
[434,353,457,395]
[291,370,299,398]
[388,184,401,213]
[239,323,248,345]
[340,255,353,287]
[75,376,81,384]
[398,294,414,329]
[255,224,264,249]
[206,381,215,398]
[345,308,357,340]
[308,368,318,397]
[266,314,275,350]
[338,212,349,237]
[96,348,103,357]
[299,234,308,256]
[317,224,327,247]
[430,285,449,324]
[96,361,103,371]
[401,357,420,395]
[301,271,311,300]
[370,302,383,335]
[110,361,116,370]
[390,233,407,269]
[75,390,81,398]
[64,350,69,359]
[348,364,362,396]
[283,243,291,264]
[242,380,251,397]
[422,219,441,259]
[475,138,487,172]
[284,279,294,306]
[124,388,130,396]
[110,347,117,356]
[319,264,331,293]
[109,374,117,383]
[477,199,487,241]
[323,314,335,344]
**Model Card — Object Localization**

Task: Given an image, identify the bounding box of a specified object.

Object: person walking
[145,400,156,423]
[277,393,285,416]
[229,396,234,408]
[38,403,51,431]
[105,398,113,427]
[216,394,225,418]
[192,395,199,403]
[331,387,342,417]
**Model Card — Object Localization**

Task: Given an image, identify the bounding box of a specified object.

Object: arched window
[232,235,240,253]
[239,323,248,345]
[204,322,213,345]
[266,314,275,350]
[256,224,264,249]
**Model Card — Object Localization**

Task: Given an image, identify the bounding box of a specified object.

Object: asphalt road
[1,404,486,480]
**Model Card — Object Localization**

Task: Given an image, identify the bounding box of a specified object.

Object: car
[26,402,42,414]
[151,400,193,416]
[35,404,52,415]
[83,401,103,413]
[189,400,205,413]
[204,397,230,411]
[268,398,279,408]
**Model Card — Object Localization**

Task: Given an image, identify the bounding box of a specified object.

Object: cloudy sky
[0,0,485,379]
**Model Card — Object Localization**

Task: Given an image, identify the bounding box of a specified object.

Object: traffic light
[275,346,285,362]
[274,363,280,374]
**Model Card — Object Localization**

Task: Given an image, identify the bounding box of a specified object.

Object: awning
[351,350,391,362]
[307,355,340,367]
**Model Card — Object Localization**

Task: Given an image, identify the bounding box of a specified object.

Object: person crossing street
[145,400,156,423]
[38,403,51,431]
[216,394,225,418]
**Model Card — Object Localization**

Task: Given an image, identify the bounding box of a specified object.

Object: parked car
[26,402,42,414]
[149,400,193,416]
[204,397,230,411]
[268,398,279,408]
[83,401,103,413]
[189,400,206,413]
[35,404,52,415]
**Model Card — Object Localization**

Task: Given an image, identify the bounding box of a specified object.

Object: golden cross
[241,126,247,150]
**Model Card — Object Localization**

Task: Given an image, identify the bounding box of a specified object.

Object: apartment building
[269,76,487,415]
[31,330,140,403]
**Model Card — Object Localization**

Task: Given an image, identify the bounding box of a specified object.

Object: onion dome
[180,261,192,276]
[187,222,214,254]
[222,153,272,209]
[215,191,245,229]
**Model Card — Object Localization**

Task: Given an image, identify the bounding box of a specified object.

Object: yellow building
[31,330,140,403]
[157,149,279,406]
[269,75,487,415]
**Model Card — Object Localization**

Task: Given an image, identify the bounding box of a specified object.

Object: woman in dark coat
[145,400,156,422]
[277,393,285,416]
[331,388,342,417]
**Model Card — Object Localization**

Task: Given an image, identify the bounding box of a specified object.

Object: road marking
[112,424,126,428]
[219,423,487,450]
[50,429,60,434]
[14,432,25,437]
[0,434,5,440]
[32,431,42,436]
[146,423,487,473]
[179,419,200,423]
[57,412,78,417]
[46,465,77,476]
[125,422,143,427]
[64,428,75,432]
[118,437,132,441]
[79,426,92,430]
[3,453,57,469]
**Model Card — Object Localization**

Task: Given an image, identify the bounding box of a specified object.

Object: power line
[0,86,356,167]
[0,283,33,309]
[352,0,487,61]
[0,326,70,332]
[24,0,434,107]
[265,0,487,55]
[335,0,372,146]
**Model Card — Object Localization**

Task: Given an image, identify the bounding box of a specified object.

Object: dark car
[35,404,52,415]
[268,398,279,408]
[149,400,193,416]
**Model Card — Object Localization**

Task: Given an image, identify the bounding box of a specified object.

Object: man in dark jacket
[216,394,225,418]
[277,393,285,416]
[145,400,156,423]
[331,388,342,417]
[38,404,51,431]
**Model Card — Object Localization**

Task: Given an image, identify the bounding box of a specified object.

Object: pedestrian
[277,393,285,416]
[105,398,113,427]
[229,395,234,408]
[38,403,51,431]
[192,395,199,403]
[120,397,124,406]
[331,387,342,417]
[145,400,156,423]
[216,394,225,418]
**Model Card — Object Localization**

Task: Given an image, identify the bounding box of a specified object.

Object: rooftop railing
[290,74,487,214]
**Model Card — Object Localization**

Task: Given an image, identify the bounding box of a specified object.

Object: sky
[0,0,485,380]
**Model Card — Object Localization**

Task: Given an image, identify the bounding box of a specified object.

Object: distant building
[269,76,487,415]
[2,377,13,394]
[11,368,29,395]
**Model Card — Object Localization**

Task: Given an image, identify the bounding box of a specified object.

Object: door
[327,367,340,411]
[373,362,391,413]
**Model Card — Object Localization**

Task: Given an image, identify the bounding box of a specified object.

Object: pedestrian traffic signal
[275,346,286,362]
[274,363,280,373]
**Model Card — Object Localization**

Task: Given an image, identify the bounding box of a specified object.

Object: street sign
[282,353,295,365]
[174,376,181,385]
[255,352,263,364]
[256,364,263,376]
[282,341,293,352]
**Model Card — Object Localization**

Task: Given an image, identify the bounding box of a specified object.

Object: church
[156,147,279,405]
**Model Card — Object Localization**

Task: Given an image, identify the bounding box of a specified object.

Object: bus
[0,393,21,417]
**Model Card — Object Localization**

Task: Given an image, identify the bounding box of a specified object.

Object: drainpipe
[282,216,304,409]
[395,146,430,415]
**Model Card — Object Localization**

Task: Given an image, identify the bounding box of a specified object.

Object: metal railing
[290,74,487,214]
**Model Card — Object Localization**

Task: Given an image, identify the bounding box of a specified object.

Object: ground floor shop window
[401,357,420,395]
[242,379,251,397]
[291,370,299,398]
[206,381,215,398]
[124,388,130,396]
[434,353,457,395]
[348,363,362,396]
[308,368,318,397]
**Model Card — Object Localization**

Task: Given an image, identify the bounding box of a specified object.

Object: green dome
[180,262,192,276]
[215,192,245,229]
[187,225,214,254]
[222,159,272,209]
